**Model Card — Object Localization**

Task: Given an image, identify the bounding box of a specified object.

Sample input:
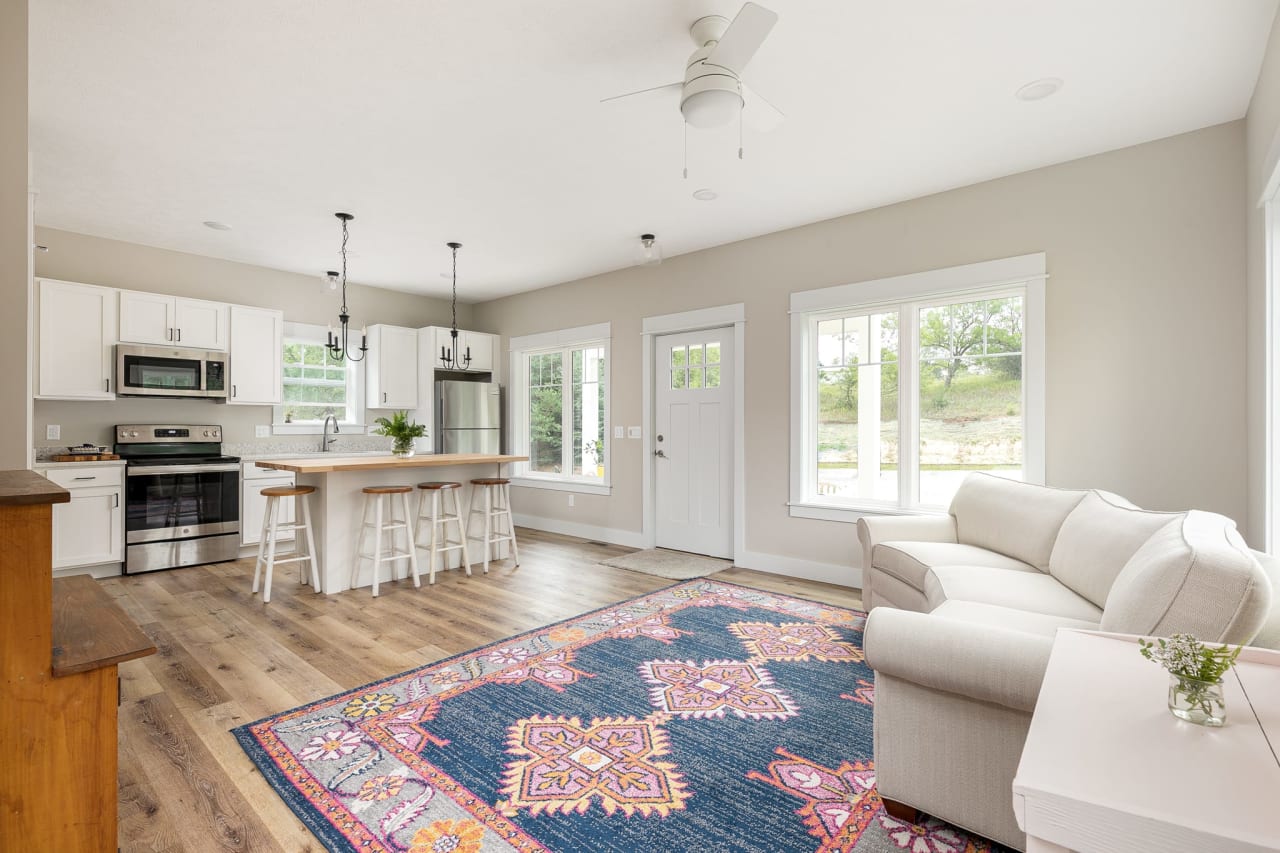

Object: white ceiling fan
[602,2,784,134]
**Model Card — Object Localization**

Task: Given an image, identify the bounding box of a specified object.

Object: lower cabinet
[242,464,297,546]
[35,465,124,570]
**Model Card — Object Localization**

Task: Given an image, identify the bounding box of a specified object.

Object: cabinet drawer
[243,463,297,482]
[40,466,124,490]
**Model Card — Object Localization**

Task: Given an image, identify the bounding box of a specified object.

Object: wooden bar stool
[352,485,419,597]
[466,477,519,574]
[252,485,320,603]
[413,481,471,585]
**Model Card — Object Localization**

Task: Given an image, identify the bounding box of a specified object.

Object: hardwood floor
[105,529,862,852]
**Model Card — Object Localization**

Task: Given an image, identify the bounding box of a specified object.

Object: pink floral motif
[729,621,864,663]
[486,647,530,666]
[430,668,461,685]
[492,649,594,692]
[640,660,798,720]
[594,609,642,626]
[611,614,688,645]
[877,812,977,853]
[297,729,364,762]
[747,748,879,851]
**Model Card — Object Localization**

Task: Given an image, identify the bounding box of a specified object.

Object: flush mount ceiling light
[637,233,663,266]
[1015,77,1063,102]
[692,188,718,201]
[324,212,368,363]
[202,220,232,231]
[322,270,339,291]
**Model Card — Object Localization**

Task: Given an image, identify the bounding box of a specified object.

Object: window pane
[917,296,1024,506]
[689,345,704,366]
[572,347,605,478]
[706,342,721,364]
[672,369,687,390]
[279,337,357,424]
[671,346,686,368]
[707,365,721,387]
[689,367,704,389]
[816,311,898,503]
[302,345,325,366]
[529,352,564,474]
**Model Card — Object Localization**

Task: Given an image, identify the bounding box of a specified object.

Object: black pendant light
[440,241,472,370]
[325,212,368,362]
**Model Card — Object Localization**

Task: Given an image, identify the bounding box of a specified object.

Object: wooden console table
[0,470,155,851]
[1013,630,1280,853]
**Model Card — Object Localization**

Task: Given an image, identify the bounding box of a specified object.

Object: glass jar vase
[392,439,415,458]
[1168,674,1226,726]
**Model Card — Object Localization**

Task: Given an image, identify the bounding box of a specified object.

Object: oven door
[124,464,240,544]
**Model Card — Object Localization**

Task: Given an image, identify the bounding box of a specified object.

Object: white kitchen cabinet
[36,279,118,400]
[35,465,124,569]
[228,305,284,405]
[241,464,297,546]
[429,326,495,373]
[119,290,229,350]
[366,324,418,409]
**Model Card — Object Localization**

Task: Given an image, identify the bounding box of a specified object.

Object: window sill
[510,477,611,496]
[787,501,948,524]
[272,423,371,436]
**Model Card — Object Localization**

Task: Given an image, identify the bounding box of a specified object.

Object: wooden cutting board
[49,454,120,462]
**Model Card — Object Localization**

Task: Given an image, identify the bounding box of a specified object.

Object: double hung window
[273,322,363,431]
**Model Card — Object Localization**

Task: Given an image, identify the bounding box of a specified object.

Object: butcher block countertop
[254,453,527,474]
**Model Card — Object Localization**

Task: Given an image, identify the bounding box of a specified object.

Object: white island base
[254,454,526,595]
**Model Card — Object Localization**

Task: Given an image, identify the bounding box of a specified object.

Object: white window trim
[508,322,611,493]
[788,253,1046,522]
[272,321,369,435]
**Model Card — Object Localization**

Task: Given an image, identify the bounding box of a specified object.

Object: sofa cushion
[1251,551,1280,651]
[924,566,1104,622]
[948,474,1087,570]
[1048,491,1183,609]
[873,541,1038,592]
[929,600,1101,638]
[1101,512,1273,644]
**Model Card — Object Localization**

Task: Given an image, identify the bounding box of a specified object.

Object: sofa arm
[864,607,1053,713]
[856,514,957,572]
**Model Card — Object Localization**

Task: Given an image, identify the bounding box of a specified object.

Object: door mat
[600,548,732,579]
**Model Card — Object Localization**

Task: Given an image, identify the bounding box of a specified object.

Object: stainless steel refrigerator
[436,380,502,454]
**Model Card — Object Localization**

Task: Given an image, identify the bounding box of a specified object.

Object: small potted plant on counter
[373,410,427,458]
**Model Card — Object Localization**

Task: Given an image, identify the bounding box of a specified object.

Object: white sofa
[859,474,1278,851]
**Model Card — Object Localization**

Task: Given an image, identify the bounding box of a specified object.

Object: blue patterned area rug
[234,580,1008,853]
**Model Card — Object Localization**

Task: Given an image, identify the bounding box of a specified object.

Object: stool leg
[454,489,472,577]
[482,484,492,574]
[412,490,428,554]
[352,495,370,591]
[428,490,440,585]
[371,495,384,597]
[262,497,281,604]
[301,494,321,595]
[252,495,272,595]
[504,483,520,567]
[402,491,421,588]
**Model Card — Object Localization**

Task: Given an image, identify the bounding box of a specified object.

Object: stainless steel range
[116,424,241,574]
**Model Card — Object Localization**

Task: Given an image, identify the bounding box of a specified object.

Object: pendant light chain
[451,243,458,334]
[441,241,471,370]
[340,215,350,315]
[325,212,368,363]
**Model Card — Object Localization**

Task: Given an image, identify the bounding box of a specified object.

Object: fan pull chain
[738,105,744,160]
[683,121,688,179]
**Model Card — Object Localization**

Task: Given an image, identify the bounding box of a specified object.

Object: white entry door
[654,328,734,558]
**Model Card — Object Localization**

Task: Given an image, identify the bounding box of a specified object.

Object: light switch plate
[255,425,270,438]
[628,426,642,439]
[614,426,624,439]
[46,424,60,440]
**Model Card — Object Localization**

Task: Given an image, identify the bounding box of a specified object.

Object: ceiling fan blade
[706,2,778,74]
[600,82,682,104]
[742,83,784,132]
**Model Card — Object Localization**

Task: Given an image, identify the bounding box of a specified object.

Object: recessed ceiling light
[1015,78,1063,102]
[202,220,232,231]
[692,188,718,201]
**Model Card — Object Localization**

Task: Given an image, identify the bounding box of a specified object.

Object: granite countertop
[33,459,126,468]
[235,449,399,462]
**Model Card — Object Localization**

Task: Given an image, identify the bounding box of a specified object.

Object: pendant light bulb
[324,270,339,291]
[637,233,662,267]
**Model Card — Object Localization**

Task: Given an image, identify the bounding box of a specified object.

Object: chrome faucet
[322,414,340,452]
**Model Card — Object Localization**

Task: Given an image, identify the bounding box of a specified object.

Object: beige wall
[1246,13,1280,548]
[1,0,29,468]
[33,227,473,447]
[474,122,1250,574]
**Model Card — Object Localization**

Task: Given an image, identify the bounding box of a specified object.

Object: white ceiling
[29,1,1278,302]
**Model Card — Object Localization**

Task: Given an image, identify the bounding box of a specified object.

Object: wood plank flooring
[105,529,862,852]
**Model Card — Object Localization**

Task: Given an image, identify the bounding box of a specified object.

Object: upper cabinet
[118,291,229,350]
[366,324,418,409]
[227,305,283,405]
[429,326,496,374]
[36,279,118,400]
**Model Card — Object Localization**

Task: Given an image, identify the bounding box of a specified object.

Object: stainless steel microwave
[115,345,228,399]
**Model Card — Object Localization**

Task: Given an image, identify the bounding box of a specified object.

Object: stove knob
[128,430,138,437]
[203,430,211,437]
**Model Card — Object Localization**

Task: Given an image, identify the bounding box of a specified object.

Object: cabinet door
[118,290,175,345]
[241,477,297,546]
[50,487,122,568]
[228,306,283,404]
[463,331,495,373]
[37,279,117,399]
[174,298,229,350]
[368,325,418,408]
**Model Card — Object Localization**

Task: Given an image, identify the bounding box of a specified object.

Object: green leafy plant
[372,410,426,454]
[1139,634,1241,683]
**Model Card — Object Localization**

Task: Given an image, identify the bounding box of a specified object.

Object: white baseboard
[512,513,647,549]
[511,513,860,590]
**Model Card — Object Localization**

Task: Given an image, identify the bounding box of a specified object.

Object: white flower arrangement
[1138,633,1240,683]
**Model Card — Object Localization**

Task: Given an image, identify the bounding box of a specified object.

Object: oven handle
[127,463,241,476]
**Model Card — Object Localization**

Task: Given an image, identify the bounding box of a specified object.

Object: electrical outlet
[567,494,575,507]
[255,425,270,438]
[46,424,60,440]
[628,426,642,439]
[614,426,624,439]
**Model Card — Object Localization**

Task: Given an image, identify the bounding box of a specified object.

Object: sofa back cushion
[1101,512,1273,644]
[1249,551,1280,651]
[1048,492,1183,608]
[948,474,1086,570]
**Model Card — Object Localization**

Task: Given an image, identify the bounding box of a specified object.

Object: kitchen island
[254,453,527,594]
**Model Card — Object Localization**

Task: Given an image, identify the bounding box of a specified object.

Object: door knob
[654,449,667,458]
